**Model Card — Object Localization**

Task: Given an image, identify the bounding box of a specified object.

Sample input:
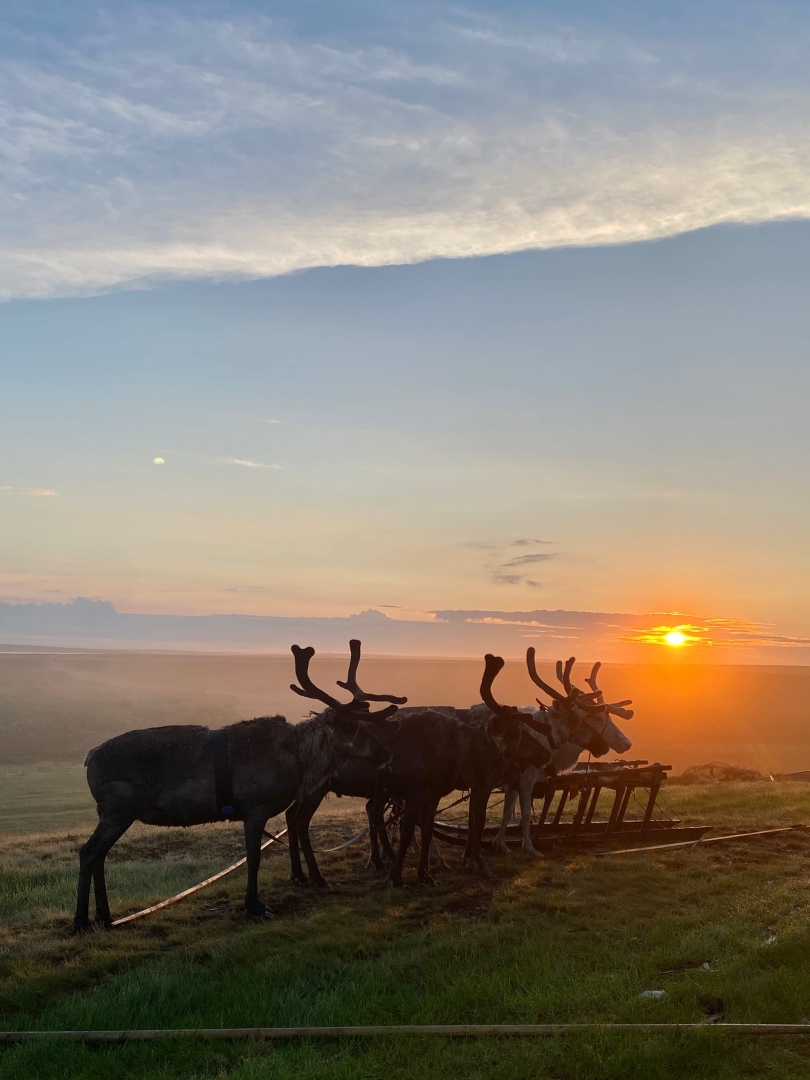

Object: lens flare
[153,457,165,465]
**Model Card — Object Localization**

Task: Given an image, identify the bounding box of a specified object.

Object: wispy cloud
[223,585,273,593]
[499,552,556,568]
[3,5,810,298]
[1,486,58,496]
[492,573,525,586]
[154,449,283,470]
[222,458,283,470]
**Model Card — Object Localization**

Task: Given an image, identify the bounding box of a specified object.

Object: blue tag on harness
[221,805,234,819]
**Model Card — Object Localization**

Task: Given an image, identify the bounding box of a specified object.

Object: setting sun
[665,631,687,646]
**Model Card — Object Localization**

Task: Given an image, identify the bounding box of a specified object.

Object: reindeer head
[526,650,633,757]
[479,654,556,773]
[289,642,400,769]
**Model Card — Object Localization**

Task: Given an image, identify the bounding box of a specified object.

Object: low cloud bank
[2,598,809,663]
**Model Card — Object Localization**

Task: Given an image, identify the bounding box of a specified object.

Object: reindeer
[286,644,556,886]
[492,653,633,857]
[71,645,398,933]
[285,640,407,889]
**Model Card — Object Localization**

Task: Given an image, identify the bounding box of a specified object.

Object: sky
[2,1,810,661]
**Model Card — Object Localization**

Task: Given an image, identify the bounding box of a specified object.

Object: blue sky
[2,2,810,660]
[4,1,810,297]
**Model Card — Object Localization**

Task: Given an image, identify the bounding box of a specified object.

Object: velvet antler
[527,648,566,703]
[291,645,400,723]
[336,639,408,704]
[583,661,634,720]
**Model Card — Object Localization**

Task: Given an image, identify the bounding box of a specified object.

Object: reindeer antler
[555,657,579,696]
[583,660,634,719]
[527,648,565,702]
[482,654,556,740]
[290,644,401,724]
[480,654,518,722]
[585,661,603,701]
[337,639,408,705]
[290,645,352,709]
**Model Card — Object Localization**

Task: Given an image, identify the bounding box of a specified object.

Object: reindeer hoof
[464,857,489,877]
[245,903,273,921]
[70,919,93,936]
[95,916,113,930]
[428,855,451,871]
[522,846,545,859]
[386,873,404,888]
[290,873,309,886]
[310,876,331,889]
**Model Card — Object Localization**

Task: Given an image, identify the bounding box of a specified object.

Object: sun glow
[627,621,705,648]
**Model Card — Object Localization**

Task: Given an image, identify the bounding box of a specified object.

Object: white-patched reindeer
[491,653,634,857]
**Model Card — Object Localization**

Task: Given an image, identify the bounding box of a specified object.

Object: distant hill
[0,598,637,656]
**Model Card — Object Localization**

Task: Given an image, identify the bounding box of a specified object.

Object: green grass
[2,784,810,1078]
[0,764,97,835]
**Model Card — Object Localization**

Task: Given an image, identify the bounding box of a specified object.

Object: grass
[2,783,810,1078]
[0,764,97,835]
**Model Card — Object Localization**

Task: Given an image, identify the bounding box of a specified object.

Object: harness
[519,708,559,750]
[533,719,558,750]
[210,728,240,820]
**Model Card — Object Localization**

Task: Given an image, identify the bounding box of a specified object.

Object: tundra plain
[2,649,810,1079]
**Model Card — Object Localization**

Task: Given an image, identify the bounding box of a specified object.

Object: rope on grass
[111,821,373,927]
[111,829,289,927]
[4,1023,810,1042]
[596,824,810,858]
[314,827,369,852]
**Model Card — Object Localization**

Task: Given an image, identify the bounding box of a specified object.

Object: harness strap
[210,728,240,820]
[533,721,558,750]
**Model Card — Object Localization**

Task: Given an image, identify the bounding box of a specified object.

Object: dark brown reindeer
[364,653,559,883]
[71,645,397,933]
[285,639,407,888]
[492,653,633,856]
[286,645,556,886]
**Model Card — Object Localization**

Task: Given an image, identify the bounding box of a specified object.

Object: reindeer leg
[286,804,309,885]
[462,797,476,865]
[417,801,440,884]
[520,773,544,858]
[428,837,451,871]
[365,797,386,872]
[297,804,329,888]
[387,803,419,888]
[377,801,397,866]
[92,857,113,928]
[72,816,132,935]
[493,786,518,854]
[463,787,491,876]
[243,815,272,919]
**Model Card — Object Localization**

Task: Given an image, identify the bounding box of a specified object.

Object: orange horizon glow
[628,622,705,648]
